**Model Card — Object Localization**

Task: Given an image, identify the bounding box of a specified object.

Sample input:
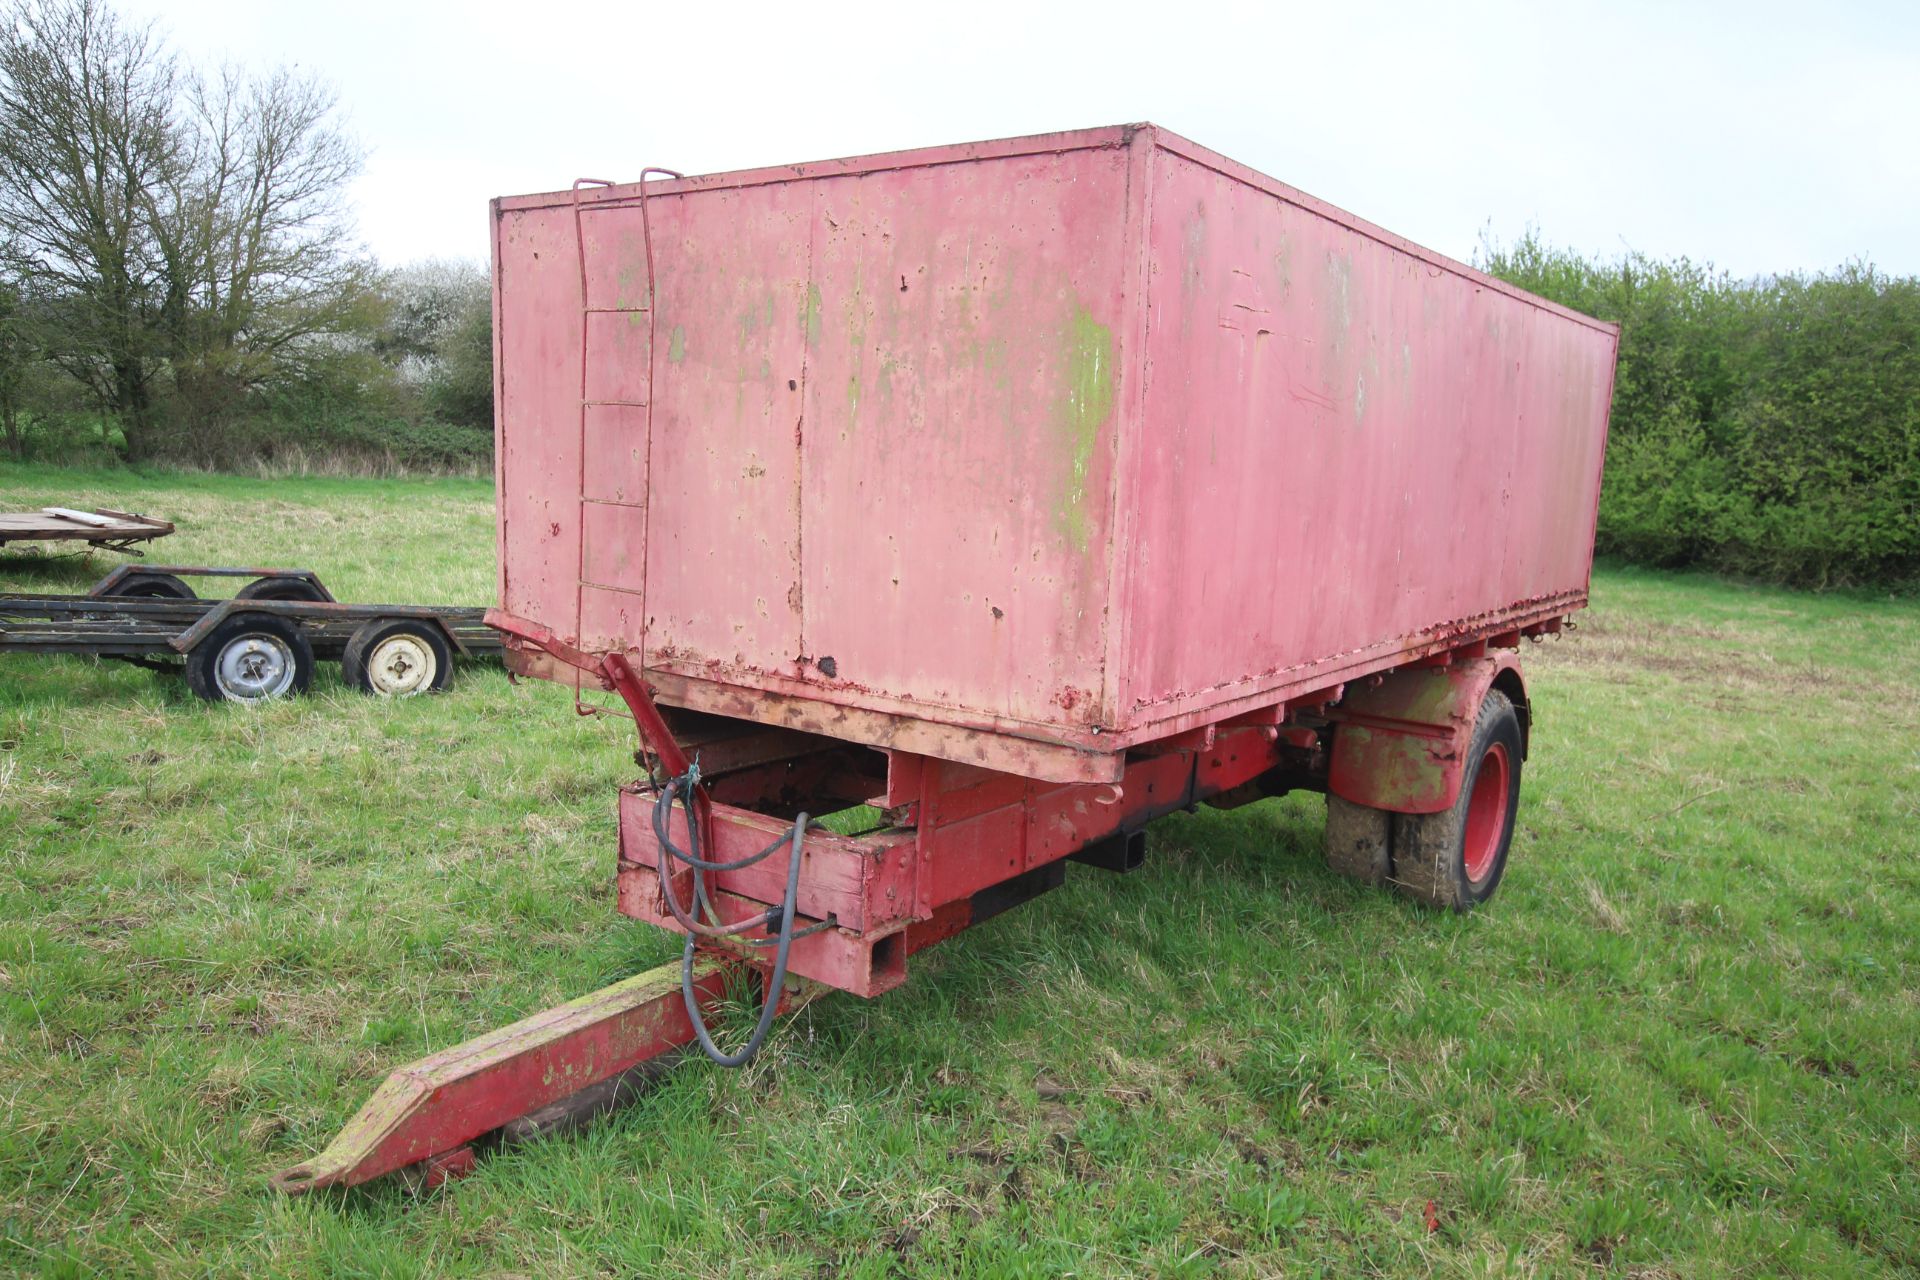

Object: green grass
[2,466,1917,1277]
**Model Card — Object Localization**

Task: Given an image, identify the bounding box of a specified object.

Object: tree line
[0,0,490,472]
[1480,233,1918,590]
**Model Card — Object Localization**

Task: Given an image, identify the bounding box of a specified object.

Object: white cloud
[124,0,1920,276]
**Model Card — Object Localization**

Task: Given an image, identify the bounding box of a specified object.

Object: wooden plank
[0,508,172,543]
[42,507,116,528]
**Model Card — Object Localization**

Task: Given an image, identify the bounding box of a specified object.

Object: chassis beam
[269,956,737,1194]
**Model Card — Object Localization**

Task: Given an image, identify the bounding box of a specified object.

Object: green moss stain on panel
[1055,301,1117,551]
[800,283,823,345]
[842,277,867,436]
[737,300,761,350]
[667,325,686,364]
[617,259,652,326]
[617,261,646,308]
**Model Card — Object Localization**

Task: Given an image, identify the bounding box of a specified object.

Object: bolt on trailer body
[273,124,1617,1192]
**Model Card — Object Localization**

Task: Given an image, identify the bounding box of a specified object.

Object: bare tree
[0,273,28,458]
[0,0,368,461]
[0,0,177,455]
[157,63,374,456]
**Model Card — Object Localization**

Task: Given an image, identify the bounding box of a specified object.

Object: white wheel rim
[366,634,437,696]
[215,633,297,701]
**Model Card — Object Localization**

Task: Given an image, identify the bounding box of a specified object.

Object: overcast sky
[118,0,1920,279]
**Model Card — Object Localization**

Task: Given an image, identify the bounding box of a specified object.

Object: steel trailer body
[491,123,1616,786]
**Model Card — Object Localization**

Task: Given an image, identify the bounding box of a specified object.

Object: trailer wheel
[107,572,195,600]
[1391,689,1522,911]
[1324,794,1392,886]
[186,612,314,703]
[235,577,328,602]
[342,618,454,697]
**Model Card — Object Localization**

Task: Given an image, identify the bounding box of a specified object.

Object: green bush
[1480,234,1920,589]
[126,346,492,476]
[184,413,491,476]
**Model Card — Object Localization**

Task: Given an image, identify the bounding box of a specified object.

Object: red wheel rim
[1461,741,1511,883]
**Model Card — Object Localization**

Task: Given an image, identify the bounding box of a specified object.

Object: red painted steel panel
[1326,653,1524,814]
[1117,143,1614,720]
[494,124,1615,782]
[616,786,894,932]
[496,204,587,660]
[795,147,1130,729]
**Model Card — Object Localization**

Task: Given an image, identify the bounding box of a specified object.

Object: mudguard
[1326,653,1528,815]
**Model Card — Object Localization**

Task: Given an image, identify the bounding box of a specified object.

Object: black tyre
[1324,793,1392,887]
[1391,690,1523,912]
[341,618,454,697]
[185,612,314,703]
[106,572,195,600]
[235,577,327,602]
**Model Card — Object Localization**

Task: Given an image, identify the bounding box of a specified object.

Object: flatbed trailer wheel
[186,612,314,703]
[342,618,454,697]
[105,572,195,600]
[235,577,326,602]
[1391,689,1523,911]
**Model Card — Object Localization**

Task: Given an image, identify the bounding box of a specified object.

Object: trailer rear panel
[492,124,1616,783]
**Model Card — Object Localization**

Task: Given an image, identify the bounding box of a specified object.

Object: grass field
[2,464,1916,1278]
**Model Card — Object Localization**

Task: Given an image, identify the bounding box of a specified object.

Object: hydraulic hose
[652,772,789,938]
[678,810,803,1068]
[650,765,816,1067]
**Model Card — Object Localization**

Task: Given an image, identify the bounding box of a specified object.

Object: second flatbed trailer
[0,566,501,700]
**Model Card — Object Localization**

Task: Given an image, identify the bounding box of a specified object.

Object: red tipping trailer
[273,125,1616,1193]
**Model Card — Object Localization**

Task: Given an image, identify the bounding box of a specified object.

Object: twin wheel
[186,615,455,704]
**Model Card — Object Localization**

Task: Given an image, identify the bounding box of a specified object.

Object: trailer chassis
[270,611,1563,1194]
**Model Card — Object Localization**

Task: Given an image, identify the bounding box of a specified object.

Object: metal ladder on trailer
[567,169,680,710]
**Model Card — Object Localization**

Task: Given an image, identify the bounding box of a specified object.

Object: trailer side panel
[494,138,1136,739]
[1115,138,1616,720]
